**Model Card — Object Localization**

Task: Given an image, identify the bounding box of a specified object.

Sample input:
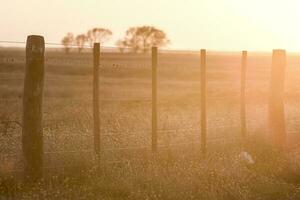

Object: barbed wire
[0,40,203,53]
[0,40,247,53]
[0,41,26,45]
[0,40,290,54]
[0,40,144,51]
[0,40,90,48]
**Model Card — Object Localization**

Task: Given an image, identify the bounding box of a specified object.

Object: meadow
[1,48,300,199]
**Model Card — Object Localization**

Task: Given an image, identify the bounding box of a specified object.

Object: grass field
[1,48,300,199]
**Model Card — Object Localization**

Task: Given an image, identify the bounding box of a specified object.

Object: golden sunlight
[2,0,300,199]
[1,0,300,50]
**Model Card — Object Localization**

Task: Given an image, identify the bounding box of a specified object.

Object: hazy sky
[1,0,300,51]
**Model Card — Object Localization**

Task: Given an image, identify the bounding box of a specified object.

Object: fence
[0,35,292,181]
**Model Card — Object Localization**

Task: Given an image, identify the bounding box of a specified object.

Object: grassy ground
[1,48,300,199]
[2,138,300,199]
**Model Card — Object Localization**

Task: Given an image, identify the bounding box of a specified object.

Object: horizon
[1,0,300,51]
[0,45,294,55]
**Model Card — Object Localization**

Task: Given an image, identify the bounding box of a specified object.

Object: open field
[1,48,300,199]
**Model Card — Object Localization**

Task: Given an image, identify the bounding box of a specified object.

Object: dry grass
[1,49,300,199]
[2,138,300,199]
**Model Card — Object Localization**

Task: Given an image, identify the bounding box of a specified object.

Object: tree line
[61,26,170,53]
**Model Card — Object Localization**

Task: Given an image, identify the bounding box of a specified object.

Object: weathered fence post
[241,51,247,138]
[200,49,207,155]
[269,49,286,149]
[22,35,45,181]
[152,47,158,153]
[93,43,100,155]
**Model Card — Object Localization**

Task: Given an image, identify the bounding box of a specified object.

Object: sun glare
[228,0,300,51]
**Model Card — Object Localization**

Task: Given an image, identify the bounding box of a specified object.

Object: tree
[87,28,112,47]
[117,26,170,53]
[61,33,74,54]
[75,34,87,53]
[115,39,126,53]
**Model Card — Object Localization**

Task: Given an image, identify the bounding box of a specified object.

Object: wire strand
[0,40,200,52]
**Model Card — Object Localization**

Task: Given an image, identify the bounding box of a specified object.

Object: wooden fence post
[22,35,45,181]
[241,51,247,138]
[93,43,100,155]
[201,49,207,155]
[152,47,158,153]
[269,49,286,149]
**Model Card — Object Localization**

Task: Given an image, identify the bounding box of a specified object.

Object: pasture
[1,48,300,199]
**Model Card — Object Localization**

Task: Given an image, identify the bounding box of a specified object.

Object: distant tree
[115,39,126,53]
[117,26,170,53]
[61,33,74,54]
[87,28,112,47]
[75,34,87,53]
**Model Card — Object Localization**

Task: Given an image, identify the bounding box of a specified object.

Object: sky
[1,0,300,51]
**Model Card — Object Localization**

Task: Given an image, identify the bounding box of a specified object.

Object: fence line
[0,40,267,53]
[0,40,160,51]
[0,40,92,48]
[1,35,289,181]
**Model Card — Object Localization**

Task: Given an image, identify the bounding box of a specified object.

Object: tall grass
[2,49,300,199]
[1,137,300,199]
